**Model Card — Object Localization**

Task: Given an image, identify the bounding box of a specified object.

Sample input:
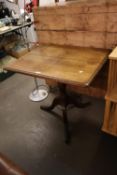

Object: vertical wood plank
[112,104,117,133]
[102,100,111,130]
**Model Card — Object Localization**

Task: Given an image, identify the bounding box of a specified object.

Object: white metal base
[29,89,48,102]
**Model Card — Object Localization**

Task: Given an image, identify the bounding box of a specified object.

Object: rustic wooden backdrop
[33,0,117,49]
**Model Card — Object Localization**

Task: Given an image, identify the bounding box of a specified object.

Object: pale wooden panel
[37,15,66,30]
[37,31,51,44]
[55,5,84,15]
[36,13,107,32]
[108,4,117,12]
[67,13,106,32]
[36,12,107,32]
[84,13,106,32]
[38,31,67,45]
[37,31,107,49]
[67,0,107,11]
[106,33,117,49]
[107,13,117,32]
[50,31,67,45]
[63,5,84,15]
[65,14,85,31]
[84,4,107,13]
[38,31,67,46]
[84,32,106,48]
[67,31,85,47]
[82,0,117,13]
[38,4,84,15]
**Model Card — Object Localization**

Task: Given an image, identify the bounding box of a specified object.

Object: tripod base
[41,83,90,143]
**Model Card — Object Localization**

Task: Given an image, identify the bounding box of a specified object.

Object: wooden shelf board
[109,47,117,60]
[102,128,117,137]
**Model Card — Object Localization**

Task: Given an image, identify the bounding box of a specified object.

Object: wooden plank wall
[33,0,117,49]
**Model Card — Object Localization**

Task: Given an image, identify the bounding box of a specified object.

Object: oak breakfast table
[4,45,110,143]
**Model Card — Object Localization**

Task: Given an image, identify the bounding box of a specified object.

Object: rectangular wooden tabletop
[5,45,110,86]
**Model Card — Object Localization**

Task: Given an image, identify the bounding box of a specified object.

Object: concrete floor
[0,74,117,175]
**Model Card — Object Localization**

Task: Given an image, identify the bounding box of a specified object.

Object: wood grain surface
[4,45,109,86]
[33,0,117,49]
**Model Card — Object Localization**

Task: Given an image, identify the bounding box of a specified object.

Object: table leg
[63,108,71,144]
[40,83,67,110]
[40,83,90,143]
[40,96,63,111]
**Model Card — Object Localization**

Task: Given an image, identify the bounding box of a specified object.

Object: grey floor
[0,74,117,175]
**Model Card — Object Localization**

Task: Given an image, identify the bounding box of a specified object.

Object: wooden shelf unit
[102,47,117,136]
